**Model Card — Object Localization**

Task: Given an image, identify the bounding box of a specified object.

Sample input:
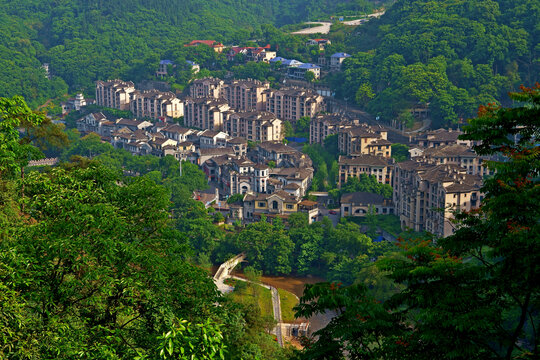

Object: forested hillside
[331,0,539,127]
[0,0,385,107]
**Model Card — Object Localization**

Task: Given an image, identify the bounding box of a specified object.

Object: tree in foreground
[295,85,540,359]
[0,96,289,359]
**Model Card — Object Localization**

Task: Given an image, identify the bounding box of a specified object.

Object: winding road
[290,11,385,35]
[214,255,285,347]
[291,22,332,35]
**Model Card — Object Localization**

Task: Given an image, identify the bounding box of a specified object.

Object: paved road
[291,11,385,34]
[291,22,332,35]
[271,287,284,347]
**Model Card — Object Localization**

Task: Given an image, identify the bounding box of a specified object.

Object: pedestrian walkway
[214,254,284,347]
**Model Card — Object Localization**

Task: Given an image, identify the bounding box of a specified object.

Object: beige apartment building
[338,125,391,158]
[189,77,226,98]
[96,80,136,110]
[184,97,231,131]
[224,79,270,111]
[393,161,483,237]
[338,154,393,186]
[414,144,493,177]
[309,114,355,144]
[264,87,325,122]
[415,129,473,148]
[129,90,183,120]
[224,111,282,142]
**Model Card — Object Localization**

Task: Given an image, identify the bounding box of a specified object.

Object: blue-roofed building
[287,62,321,80]
[157,60,176,77]
[330,52,351,70]
[269,56,288,64]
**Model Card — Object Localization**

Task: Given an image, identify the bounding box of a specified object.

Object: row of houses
[188,78,326,121]
[95,80,183,120]
[77,111,317,224]
[96,78,326,135]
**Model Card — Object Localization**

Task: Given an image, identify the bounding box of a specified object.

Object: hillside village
[77,65,494,238]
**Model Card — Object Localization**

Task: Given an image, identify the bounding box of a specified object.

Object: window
[286,204,294,210]
[258,202,265,207]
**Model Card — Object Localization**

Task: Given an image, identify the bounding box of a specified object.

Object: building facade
[184,97,231,131]
[393,161,483,237]
[223,79,270,111]
[338,154,393,186]
[264,88,325,122]
[96,80,136,110]
[130,90,183,120]
[224,111,282,142]
[338,125,391,157]
[189,78,226,99]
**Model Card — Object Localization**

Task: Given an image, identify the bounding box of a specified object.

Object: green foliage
[339,174,393,198]
[303,138,340,191]
[234,218,294,275]
[296,116,311,134]
[390,143,409,162]
[0,96,294,359]
[0,96,46,178]
[336,0,539,127]
[295,86,540,359]
[227,193,245,204]
[156,319,226,360]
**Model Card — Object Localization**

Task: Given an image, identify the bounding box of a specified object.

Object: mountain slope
[332,0,539,126]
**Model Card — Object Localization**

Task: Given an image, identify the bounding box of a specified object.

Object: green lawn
[228,279,274,318]
[278,288,299,323]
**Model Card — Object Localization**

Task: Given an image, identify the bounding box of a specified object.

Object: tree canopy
[294,85,540,359]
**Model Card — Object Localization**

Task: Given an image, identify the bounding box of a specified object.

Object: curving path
[214,255,285,347]
[291,22,332,35]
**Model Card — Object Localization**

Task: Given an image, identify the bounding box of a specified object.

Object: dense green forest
[0,0,385,107]
[330,0,540,126]
[0,96,296,359]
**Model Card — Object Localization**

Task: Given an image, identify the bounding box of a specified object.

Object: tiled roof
[341,191,387,205]
[331,52,351,58]
[339,155,391,166]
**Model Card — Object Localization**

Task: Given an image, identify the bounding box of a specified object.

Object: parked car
[329,210,337,215]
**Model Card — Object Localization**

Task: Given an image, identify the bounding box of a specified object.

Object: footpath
[214,255,284,347]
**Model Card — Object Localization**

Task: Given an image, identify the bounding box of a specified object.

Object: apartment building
[393,161,483,237]
[189,78,226,99]
[309,113,355,144]
[414,144,493,176]
[255,141,312,168]
[287,63,321,80]
[156,60,175,77]
[338,125,391,157]
[184,97,231,131]
[224,111,282,142]
[338,154,393,186]
[224,79,270,111]
[95,80,136,110]
[415,129,470,148]
[330,53,351,71]
[129,90,183,120]
[264,87,325,122]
